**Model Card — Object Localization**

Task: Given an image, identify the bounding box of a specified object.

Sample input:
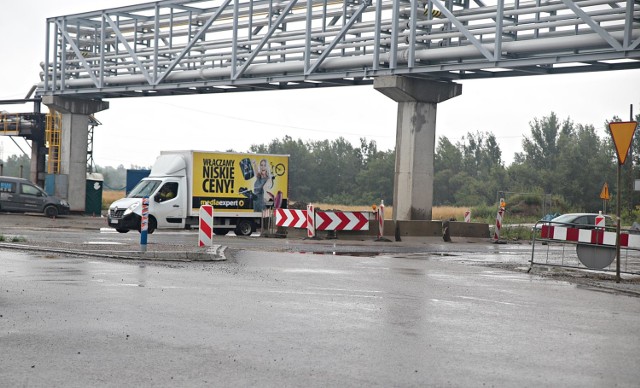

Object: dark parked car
[0,176,70,218]
[534,213,613,230]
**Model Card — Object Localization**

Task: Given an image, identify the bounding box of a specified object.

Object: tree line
[2,111,638,216]
[437,111,640,215]
[0,154,30,178]
[251,111,640,215]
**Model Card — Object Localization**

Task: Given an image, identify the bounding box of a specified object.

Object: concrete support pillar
[42,96,108,212]
[374,76,462,221]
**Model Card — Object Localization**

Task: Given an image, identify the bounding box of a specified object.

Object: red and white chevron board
[493,208,504,241]
[307,204,315,238]
[316,211,369,231]
[275,209,307,228]
[198,205,213,247]
[540,225,640,249]
[275,209,369,231]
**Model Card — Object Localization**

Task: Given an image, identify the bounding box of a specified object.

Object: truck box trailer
[107,150,289,235]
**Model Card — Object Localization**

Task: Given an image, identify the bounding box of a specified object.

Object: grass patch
[314,203,470,221]
[493,225,534,241]
[103,190,126,210]
[433,206,468,221]
[0,235,26,243]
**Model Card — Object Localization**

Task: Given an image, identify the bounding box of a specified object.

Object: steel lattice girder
[39,0,640,98]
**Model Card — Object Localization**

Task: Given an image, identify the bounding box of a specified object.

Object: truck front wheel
[148,217,157,234]
[234,220,253,236]
[138,216,157,234]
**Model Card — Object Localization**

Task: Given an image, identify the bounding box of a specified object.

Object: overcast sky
[1,1,638,168]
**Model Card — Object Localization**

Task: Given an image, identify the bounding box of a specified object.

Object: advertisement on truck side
[191,152,289,213]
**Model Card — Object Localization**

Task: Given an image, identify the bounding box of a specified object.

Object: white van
[0,176,70,218]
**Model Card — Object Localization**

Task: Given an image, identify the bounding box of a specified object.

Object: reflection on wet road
[1,245,639,386]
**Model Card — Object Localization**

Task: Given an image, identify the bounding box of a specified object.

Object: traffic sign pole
[140,197,149,252]
[608,121,638,283]
[616,165,621,283]
[599,182,610,221]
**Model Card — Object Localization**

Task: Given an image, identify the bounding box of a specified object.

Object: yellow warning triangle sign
[600,182,610,200]
[609,121,638,165]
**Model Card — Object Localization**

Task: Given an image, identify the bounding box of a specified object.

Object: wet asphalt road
[1,214,640,386]
[1,247,640,385]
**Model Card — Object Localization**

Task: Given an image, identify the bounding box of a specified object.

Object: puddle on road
[392,252,458,259]
[283,268,349,275]
[83,241,125,245]
[295,251,383,257]
[293,251,461,259]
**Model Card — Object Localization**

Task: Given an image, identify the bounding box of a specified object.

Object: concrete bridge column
[42,96,109,212]
[374,76,462,221]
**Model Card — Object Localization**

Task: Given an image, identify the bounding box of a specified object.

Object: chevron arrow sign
[316,211,369,231]
[275,209,307,228]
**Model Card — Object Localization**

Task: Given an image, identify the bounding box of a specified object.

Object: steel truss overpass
[38,0,640,98]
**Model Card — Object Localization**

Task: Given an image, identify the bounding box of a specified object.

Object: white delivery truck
[108,150,289,235]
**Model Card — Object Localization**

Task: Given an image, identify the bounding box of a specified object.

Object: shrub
[471,204,495,221]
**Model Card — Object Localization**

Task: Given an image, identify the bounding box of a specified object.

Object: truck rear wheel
[234,220,253,236]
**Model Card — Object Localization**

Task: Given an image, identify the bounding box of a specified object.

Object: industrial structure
[1,0,638,217]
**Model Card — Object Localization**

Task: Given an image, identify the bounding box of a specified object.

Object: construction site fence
[530,220,640,276]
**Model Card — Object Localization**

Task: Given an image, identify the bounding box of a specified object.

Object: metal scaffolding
[38,0,640,98]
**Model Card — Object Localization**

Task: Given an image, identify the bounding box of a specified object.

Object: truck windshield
[127,180,161,198]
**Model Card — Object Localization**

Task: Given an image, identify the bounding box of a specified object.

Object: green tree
[96,164,128,190]
[514,112,573,193]
[251,136,314,201]
[434,136,463,205]
[435,131,506,206]
[250,136,394,205]
[355,145,394,205]
[509,112,618,212]
[308,138,361,202]
[556,123,611,211]
[0,154,30,178]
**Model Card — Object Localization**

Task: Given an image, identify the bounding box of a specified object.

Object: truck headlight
[124,202,140,216]
[60,200,69,207]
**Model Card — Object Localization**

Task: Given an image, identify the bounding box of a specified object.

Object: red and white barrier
[540,225,640,249]
[307,204,315,238]
[275,209,307,228]
[493,197,507,242]
[377,201,385,239]
[494,208,504,241]
[595,214,605,229]
[275,208,371,232]
[464,210,471,223]
[199,205,213,247]
[316,211,369,231]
